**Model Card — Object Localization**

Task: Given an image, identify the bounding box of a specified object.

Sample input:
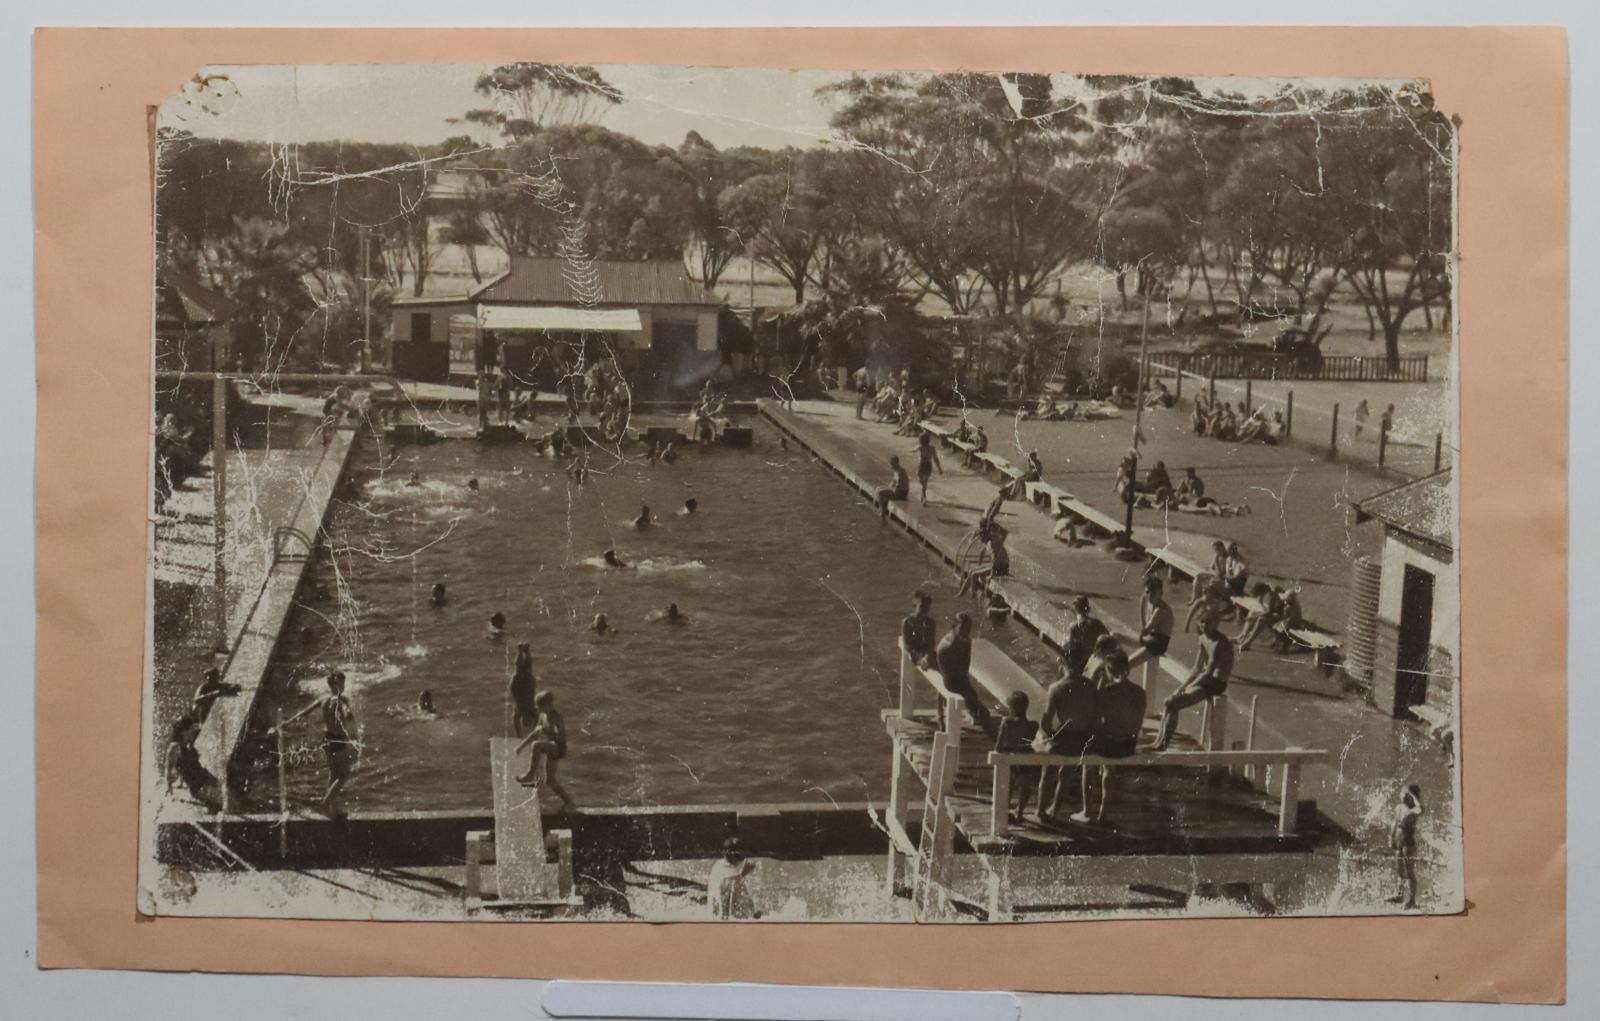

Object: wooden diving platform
[463,738,581,912]
[884,637,1331,919]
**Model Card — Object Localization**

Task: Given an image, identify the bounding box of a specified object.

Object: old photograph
[141,62,1461,923]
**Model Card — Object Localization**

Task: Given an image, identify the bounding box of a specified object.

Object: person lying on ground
[1074,649,1146,824]
[995,690,1042,825]
[876,455,911,521]
[1151,610,1234,751]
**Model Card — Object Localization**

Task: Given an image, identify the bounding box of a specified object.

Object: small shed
[390,256,723,391]
[1353,469,1458,721]
[155,265,236,373]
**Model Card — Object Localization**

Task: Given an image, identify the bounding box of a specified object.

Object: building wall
[1372,528,1458,718]
[391,302,474,346]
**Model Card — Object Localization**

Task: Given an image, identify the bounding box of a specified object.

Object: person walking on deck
[1151,611,1234,751]
[876,455,910,522]
[515,690,573,811]
[901,590,938,667]
[935,613,996,737]
[995,691,1041,824]
[274,670,358,815]
[915,432,944,505]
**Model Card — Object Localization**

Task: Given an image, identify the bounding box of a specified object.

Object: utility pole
[211,374,228,655]
[1122,284,1152,543]
[360,230,372,373]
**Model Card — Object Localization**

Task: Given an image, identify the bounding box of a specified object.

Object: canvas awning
[476,304,644,333]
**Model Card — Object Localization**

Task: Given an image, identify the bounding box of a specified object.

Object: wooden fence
[1160,352,1429,383]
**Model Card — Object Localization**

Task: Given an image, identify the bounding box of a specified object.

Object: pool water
[254,420,1058,813]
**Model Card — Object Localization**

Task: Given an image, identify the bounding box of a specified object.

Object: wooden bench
[1278,625,1341,666]
[971,452,1023,481]
[1025,481,1074,514]
[919,421,955,440]
[1145,545,1207,582]
[1059,496,1127,538]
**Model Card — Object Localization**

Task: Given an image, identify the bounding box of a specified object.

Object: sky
[162,63,856,149]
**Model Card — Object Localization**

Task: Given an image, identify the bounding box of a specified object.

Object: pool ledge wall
[157,802,886,871]
[191,424,361,804]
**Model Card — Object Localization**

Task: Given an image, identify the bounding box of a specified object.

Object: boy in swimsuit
[876,456,910,521]
[515,690,573,811]
[915,433,944,505]
[1127,576,1174,668]
[1074,650,1147,823]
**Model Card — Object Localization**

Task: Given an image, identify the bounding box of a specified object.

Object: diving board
[466,738,580,911]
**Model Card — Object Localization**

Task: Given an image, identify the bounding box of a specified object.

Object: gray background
[4,1,1589,1017]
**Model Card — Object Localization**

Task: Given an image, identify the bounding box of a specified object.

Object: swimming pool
[251,420,1058,813]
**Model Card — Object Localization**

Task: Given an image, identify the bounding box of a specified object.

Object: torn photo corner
[139,61,1462,926]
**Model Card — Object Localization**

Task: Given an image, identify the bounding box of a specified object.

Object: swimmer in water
[592,613,612,635]
[430,583,447,607]
[780,436,789,451]
[487,612,507,639]
[634,505,653,530]
[645,441,659,464]
[467,478,480,492]
[406,471,421,487]
[602,549,627,569]
[417,690,436,714]
[661,441,678,463]
[682,498,698,516]
[659,602,688,625]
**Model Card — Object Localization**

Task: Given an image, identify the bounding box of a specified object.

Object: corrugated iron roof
[1354,468,1454,551]
[156,265,237,325]
[470,256,718,307]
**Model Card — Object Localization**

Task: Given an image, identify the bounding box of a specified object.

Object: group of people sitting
[1114,456,1251,517]
[1192,394,1286,445]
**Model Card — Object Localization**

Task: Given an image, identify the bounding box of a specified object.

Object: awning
[476,304,644,333]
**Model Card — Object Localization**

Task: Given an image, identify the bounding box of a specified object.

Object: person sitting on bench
[1128,576,1175,668]
[876,455,910,521]
[1151,609,1234,751]
[935,613,996,737]
[1004,450,1044,499]
[1074,649,1147,823]
[1235,581,1284,651]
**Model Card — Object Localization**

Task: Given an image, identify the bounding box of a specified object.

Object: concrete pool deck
[759,399,1456,860]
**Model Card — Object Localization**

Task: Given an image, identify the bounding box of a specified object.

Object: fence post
[1245,378,1252,410]
[1379,419,1389,467]
[1329,403,1340,458]
[1175,370,1182,400]
[1208,371,1216,404]
[1286,390,1294,438]
[1434,433,1443,472]
[276,708,287,859]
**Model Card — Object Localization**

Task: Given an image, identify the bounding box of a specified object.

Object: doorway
[1393,564,1435,718]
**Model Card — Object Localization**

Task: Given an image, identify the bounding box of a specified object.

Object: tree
[196,216,318,368]
[672,133,763,290]
[721,149,839,304]
[1325,86,1454,365]
[824,72,1097,316]
[468,63,623,139]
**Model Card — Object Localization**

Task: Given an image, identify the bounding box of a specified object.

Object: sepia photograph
[140,61,1462,924]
